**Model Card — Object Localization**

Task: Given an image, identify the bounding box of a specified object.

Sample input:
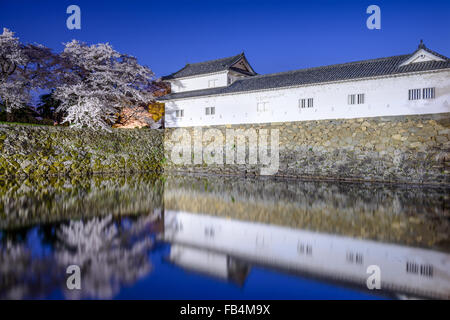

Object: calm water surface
[0,174,449,300]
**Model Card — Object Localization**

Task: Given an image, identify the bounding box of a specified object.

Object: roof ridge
[161,52,245,80]
[232,53,411,82]
[184,52,243,66]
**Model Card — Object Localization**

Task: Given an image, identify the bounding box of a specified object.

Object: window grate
[348,94,355,105]
[357,94,365,104]
[299,98,314,109]
[205,107,215,115]
[257,102,269,112]
[299,99,306,109]
[297,242,312,256]
[423,87,435,99]
[355,253,363,264]
[346,251,363,264]
[348,94,364,105]
[208,79,218,88]
[408,89,421,100]
[406,262,433,277]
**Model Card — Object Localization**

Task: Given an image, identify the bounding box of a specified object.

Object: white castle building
[158,41,450,128]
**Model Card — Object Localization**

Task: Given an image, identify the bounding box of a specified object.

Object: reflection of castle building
[164,210,450,299]
[169,245,249,286]
[163,175,449,249]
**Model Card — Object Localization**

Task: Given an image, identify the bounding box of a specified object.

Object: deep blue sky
[1,0,449,78]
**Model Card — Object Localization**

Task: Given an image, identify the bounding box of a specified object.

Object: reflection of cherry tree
[0,241,59,299]
[56,215,154,299]
[0,214,157,299]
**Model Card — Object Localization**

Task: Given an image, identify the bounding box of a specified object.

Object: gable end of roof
[161,52,257,80]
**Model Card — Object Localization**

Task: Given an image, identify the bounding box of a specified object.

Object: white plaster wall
[165,70,450,127]
[169,244,229,279]
[228,72,249,85]
[169,71,229,93]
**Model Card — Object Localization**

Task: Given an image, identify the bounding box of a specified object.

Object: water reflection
[0,215,158,299]
[0,175,163,299]
[163,175,450,299]
[164,210,450,299]
[164,175,449,249]
[0,175,163,229]
[56,215,155,299]
[0,173,449,299]
[0,238,57,299]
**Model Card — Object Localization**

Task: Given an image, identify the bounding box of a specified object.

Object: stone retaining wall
[0,124,164,178]
[164,113,450,185]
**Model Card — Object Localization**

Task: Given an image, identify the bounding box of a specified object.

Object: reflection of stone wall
[0,125,164,178]
[164,113,450,184]
[0,175,164,229]
[164,175,450,250]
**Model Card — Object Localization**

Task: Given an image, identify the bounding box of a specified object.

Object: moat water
[0,174,449,299]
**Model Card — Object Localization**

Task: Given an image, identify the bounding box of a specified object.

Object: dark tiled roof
[158,46,449,101]
[161,53,249,80]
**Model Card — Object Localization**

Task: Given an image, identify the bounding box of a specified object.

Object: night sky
[1,0,449,78]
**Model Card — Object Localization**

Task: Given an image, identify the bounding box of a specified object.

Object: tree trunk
[6,111,14,122]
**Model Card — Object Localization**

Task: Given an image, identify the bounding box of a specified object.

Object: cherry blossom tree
[0,28,27,112]
[0,28,60,119]
[54,40,155,130]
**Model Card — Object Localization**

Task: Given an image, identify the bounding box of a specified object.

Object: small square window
[299,99,306,109]
[348,94,364,105]
[175,109,184,118]
[408,89,421,100]
[348,94,356,105]
[299,98,313,109]
[423,87,435,99]
[357,94,365,104]
[208,79,218,88]
[257,102,268,112]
